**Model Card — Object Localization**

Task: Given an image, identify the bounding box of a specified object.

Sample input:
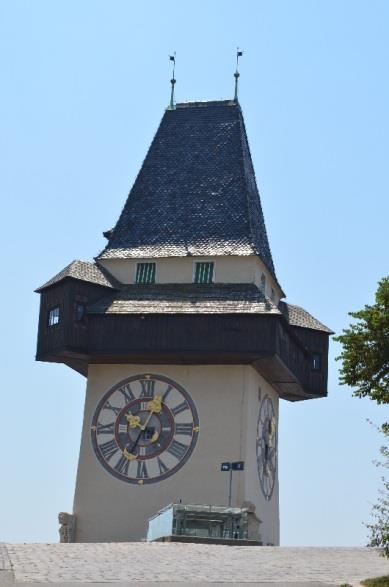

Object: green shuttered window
[194,262,214,284]
[136,263,156,284]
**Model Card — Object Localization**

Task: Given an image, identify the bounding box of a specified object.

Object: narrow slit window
[136,262,156,284]
[260,273,266,293]
[48,306,60,327]
[194,262,214,284]
[312,353,322,371]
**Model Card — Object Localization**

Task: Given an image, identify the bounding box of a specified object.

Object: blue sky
[0,0,388,545]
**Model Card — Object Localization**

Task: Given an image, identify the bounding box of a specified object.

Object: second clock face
[256,394,277,501]
[91,374,199,485]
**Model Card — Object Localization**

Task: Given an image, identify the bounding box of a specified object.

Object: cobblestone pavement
[1,543,388,585]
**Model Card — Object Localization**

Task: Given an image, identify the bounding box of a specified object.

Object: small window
[271,288,275,301]
[136,262,156,284]
[48,306,60,327]
[312,353,322,371]
[194,262,214,284]
[75,302,86,322]
[260,273,266,293]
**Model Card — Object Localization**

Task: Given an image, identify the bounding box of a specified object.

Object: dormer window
[136,263,156,284]
[194,262,214,284]
[48,306,60,327]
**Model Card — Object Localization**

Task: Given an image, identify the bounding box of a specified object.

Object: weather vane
[234,48,243,102]
[168,52,176,110]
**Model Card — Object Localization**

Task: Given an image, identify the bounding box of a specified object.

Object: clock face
[256,395,277,500]
[91,374,199,485]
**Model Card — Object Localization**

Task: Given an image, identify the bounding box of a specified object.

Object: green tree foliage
[334,276,389,406]
[366,425,389,558]
[335,277,389,557]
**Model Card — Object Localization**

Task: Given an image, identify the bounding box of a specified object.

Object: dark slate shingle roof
[87,283,280,315]
[279,302,334,334]
[97,100,280,287]
[35,260,118,292]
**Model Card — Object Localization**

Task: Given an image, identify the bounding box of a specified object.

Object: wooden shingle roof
[35,261,332,332]
[86,283,333,333]
[87,283,280,315]
[279,301,334,334]
[35,260,118,292]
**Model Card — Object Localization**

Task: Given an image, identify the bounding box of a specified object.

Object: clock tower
[36,95,332,545]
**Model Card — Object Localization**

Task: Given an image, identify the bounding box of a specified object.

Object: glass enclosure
[147,504,249,542]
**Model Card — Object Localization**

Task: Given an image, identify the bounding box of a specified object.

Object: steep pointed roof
[98,100,278,283]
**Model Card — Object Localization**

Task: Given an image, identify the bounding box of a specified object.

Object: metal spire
[168,53,176,110]
[234,48,243,102]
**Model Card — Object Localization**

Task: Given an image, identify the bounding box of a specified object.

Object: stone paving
[0,545,11,572]
[1,543,388,585]
[0,544,13,585]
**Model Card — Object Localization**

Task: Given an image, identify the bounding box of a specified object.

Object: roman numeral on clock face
[167,439,188,460]
[119,384,135,404]
[162,385,173,401]
[114,455,130,476]
[175,422,193,436]
[96,422,115,435]
[157,457,169,475]
[140,379,155,398]
[137,460,148,479]
[103,401,121,416]
[99,439,119,461]
[171,401,189,416]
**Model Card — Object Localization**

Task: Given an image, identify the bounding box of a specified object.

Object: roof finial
[168,53,176,110]
[234,48,243,102]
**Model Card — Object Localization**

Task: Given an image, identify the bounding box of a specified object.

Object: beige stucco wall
[244,368,280,545]
[73,364,279,544]
[99,256,282,303]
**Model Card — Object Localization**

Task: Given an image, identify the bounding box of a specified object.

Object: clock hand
[150,430,159,443]
[137,395,163,432]
[126,412,142,429]
[145,395,162,418]
[124,428,144,460]
[269,417,276,443]
[123,396,163,459]
[126,395,163,430]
